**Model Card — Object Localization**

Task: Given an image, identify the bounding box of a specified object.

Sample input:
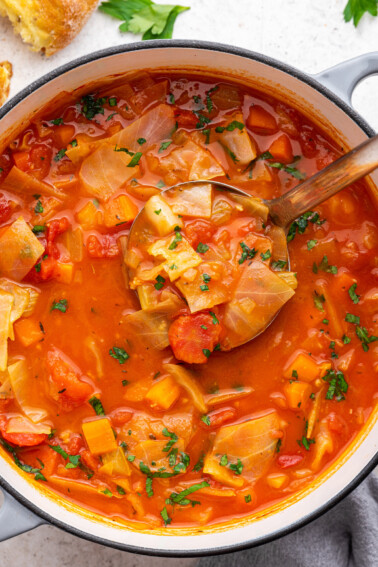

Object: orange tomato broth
[0,72,377,530]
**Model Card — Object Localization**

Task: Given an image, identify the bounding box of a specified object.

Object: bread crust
[0,61,12,106]
[0,0,98,56]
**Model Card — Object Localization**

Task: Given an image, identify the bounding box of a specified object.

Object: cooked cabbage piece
[223,261,295,349]
[163,364,207,413]
[6,415,51,435]
[176,261,232,313]
[1,167,66,199]
[159,139,224,181]
[0,217,45,282]
[203,411,281,487]
[144,194,183,236]
[0,279,32,340]
[79,145,139,201]
[164,184,213,219]
[100,448,131,477]
[108,104,175,152]
[148,235,202,282]
[217,112,257,165]
[8,359,48,422]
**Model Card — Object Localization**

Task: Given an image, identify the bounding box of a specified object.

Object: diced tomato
[109,407,133,427]
[47,217,70,242]
[200,407,237,430]
[0,417,47,447]
[185,219,217,249]
[29,145,52,179]
[327,413,347,435]
[247,105,277,134]
[168,313,222,364]
[299,126,318,158]
[86,234,120,258]
[174,108,198,129]
[67,433,85,454]
[46,349,93,411]
[0,195,11,224]
[25,445,59,476]
[12,151,31,171]
[80,448,100,471]
[268,134,294,163]
[277,453,304,469]
[26,254,57,283]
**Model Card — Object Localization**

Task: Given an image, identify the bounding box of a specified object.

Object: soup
[0,72,377,529]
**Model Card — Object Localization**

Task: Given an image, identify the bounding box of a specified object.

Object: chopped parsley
[51,299,68,313]
[50,118,64,125]
[312,255,338,275]
[89,396,106,416]
[215,120,244,133]
[160,507,172,526]
[166,481,209,506]
[80,94,106,120]
[219,454,228,466]
[109,346,129,364]
[209,311,219,325]
[32,225,46,234]
[307,239,317,250]
[287,211,325,242]
[202,349,211,359]
[345,313,360,324]
[34,200,44,214]
[271,260,287,271]
[193,452,205,471]
[108,97,117,107]
[154,209,161,215]
[322,368,348,401]
[137,137,146,145]
[158,140,172,153]
[54,148,66,162]
[355,326,378,352]
[116,485,126,495]
[342,334,351,344]
[348,283,360,304]
[168,228,182,250]
[196,242,209,254]
[229,458,243,475]
[49,444,81,470]
[200,284,209,292]
[201,415,211,426]
[245,494,252,503]
[202,273,211,283]
[313,291,325,312]
[162,428,178,452]
[260,249,271,261]
[127,152,142,167]
[154,274,165,290]
[238,242,257,264]
[0,437,46,482]
[297,435,316,451]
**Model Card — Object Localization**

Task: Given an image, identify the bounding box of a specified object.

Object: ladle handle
[268,135,378,228]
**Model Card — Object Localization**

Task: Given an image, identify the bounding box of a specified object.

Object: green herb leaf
[54,148,66,162]
[209,311,219,325]
[202,349,211,359]
[313,291,325,312]
[168,481,209,505]
[117,485,126,495]
[345,313,360,325]
[200,284,209,292]
[80,94,107,120]
[229,458,243,475]
[245,494,252,503]
[287,211,325,242]
[50,118,64,125]
[193,452,205,471]
[219,454,228,466]
[260,249,271,261]
[137,137,146,145]
[127,152,142,167]
[348,283,360,304]
[201,415,211,426]
[109,346,129,364]
[89,396,106,416]
[34,200,44,214]
[32,224,46,234]
[160,506,172,526]
[154,274,166,290]
[196,242,209,254]
[322,368,348,401]
[355,325,378,352]
[313,255,338,275]
[51,299,68,313]
[158,140,172,153]
[238,242,257,264]
[307,239,317,250]
[271,260,287,271]
[343,0,378,27]
[168,229,182,250]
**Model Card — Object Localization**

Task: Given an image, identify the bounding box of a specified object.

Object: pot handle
[0,488,44,541]
[313,52,378,107]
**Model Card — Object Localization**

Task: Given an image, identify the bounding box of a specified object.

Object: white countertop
[0,1,377,565]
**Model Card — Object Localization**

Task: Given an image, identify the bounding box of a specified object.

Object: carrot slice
[247,105,277,134]
[268,134,294,163]
[168,313,222,363]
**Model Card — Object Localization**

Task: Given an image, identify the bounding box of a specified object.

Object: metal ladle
[128,134,378,349]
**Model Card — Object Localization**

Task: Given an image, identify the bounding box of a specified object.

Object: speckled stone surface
[0,1,377,565]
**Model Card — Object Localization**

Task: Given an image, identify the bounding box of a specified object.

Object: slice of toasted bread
[0,61,12,106]
[0,0,98,56]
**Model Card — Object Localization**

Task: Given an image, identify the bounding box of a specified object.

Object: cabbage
[203,411,281,487]
[0,279,30,340]
[148,236,202,282]
[6,415,51,435]
[79,145,139,201]
[217,112,257,165]
[123,309,170,350]
[8,359,48,423]
[163,364,207,414]
[100,448,131,476]
[158,139,224,181]
[0,217,45,282]
[223,261,295,349]
[164,184,213,219]
[176,261,232,313]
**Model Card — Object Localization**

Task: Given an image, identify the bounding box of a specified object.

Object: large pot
[0,41,377,556]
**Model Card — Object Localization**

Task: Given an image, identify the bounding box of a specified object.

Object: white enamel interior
[0,45,377,555]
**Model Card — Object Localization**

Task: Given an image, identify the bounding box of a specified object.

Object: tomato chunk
[169,313,222,364]
[200,407,237,430]
[276,453,304,469]
[174,108,198,129]
[0,195,11,224]
[86,234,120,258]
[0,417,47,447]
[47,217,70,242]
[185,219,217,250]
[46,349,93,411]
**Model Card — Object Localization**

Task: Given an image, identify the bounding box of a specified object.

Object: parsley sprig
[99,0,190,40]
